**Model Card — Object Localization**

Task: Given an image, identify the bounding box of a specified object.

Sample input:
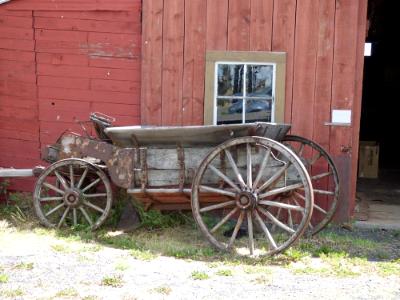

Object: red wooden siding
[141,0,368,221]
[0,0,141,191]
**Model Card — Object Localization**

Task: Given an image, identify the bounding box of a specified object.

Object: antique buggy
[29,113,339,256]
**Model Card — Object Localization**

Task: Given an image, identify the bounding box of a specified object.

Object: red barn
[1,0,398,223]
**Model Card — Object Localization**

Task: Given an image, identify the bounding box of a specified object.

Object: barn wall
[0,0,142,191]
[141,0,368,221]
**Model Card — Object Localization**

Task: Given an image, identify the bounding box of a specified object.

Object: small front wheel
[191,136,313,257]
[33,158,113,230]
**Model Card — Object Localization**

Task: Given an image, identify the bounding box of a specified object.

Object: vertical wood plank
[182,0,207,125]
[313,0,335,150]
[206,0,228,50]
[227,0,251,50]
[141,0,163,125]
[161,0,184,125]
[350,0,368,216]
[291,0,319,139]
[272,0,297,124]
[330,0,360,221]
[250,0,273,51]
[310,0,336,217]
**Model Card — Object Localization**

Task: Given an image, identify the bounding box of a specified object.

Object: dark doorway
[356,0,400,228]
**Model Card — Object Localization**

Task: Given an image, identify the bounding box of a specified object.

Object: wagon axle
[236,191,258,210]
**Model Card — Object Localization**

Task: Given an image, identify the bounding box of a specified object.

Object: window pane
[217,64,244,96]
[246,65,273,98]
[217,98,243,124]
[245,99,272,123]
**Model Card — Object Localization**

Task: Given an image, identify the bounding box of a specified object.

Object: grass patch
[130,249,156,261]
[14,262,34,270]
[0,288,24,298]
[151,285,172,295]
[191,271,209,280]
[55,288,78,298]
[0,273,9,283]
[377,261,400,276]
[101,275,124,287]
[51,243,71,253]
[216,269,233,276]
[114,260,130,271]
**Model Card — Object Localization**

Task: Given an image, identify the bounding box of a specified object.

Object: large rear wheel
[191,136,313,257]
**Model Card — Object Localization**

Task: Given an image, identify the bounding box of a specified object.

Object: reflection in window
[215,63,275,125]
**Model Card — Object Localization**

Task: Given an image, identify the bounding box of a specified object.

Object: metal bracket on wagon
[43,132,135,189]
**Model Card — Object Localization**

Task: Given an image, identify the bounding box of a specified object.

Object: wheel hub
[236,191,258,210]
[63,189,81,207]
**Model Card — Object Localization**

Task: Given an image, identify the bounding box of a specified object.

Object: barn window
[204,51,286,125]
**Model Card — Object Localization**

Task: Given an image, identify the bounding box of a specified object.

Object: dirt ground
[1,217,399,300]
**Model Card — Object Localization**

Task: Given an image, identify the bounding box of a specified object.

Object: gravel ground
[1,228,399,300]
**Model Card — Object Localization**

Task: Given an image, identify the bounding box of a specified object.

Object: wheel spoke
[54,171,69,190]
[313,203,327,215]
[253,148,271,189]
[246,143,252,188]
[259,182,304,199]
[297,143,305,156]
[311,171,332,181]
[200,200,236,213]
[210,207,238,233]
[73,208,77,226]
[79,207,93,226]
[81,178,101,193]
[224,149,246,189]
[254,211,277,250]
[83,193,107,198]
[312,189,335,196]
[69,165,74,188]
[199,185,236,197]
[271,206,282,231]
[308,152,322,166]
[84,201,105,213]
[43,182,65,195]
[228,211,245,248]
[209,165,241,192]
[247,210,254,255]
[256,162,291,193]
[57,207,70,228]
[287,206,293,229]
[259,200,304,212]
[77,167,89,189]
[45,203,65,217]
[40,196,63,202]
[257,207,295,234]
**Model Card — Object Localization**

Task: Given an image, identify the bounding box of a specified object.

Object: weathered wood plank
[291,0,319,139]
[206,0,228,50]
[350,0,368,217]
[312,0,335,151]
[182,0,206,125]
[227,0,251,50]
[329,0,360,221]
[141,0,163,125]
[161,0,184,125]
[250,0,273,51]
[272,0,296,124]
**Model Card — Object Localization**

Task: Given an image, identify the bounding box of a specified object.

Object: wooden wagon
[32,113,339,256]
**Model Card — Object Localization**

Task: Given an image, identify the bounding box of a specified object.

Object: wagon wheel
[33,158,112,230]
[282,135,339,235]
[191,136,313,257]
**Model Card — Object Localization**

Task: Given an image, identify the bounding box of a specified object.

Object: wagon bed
[105,122,290,147]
